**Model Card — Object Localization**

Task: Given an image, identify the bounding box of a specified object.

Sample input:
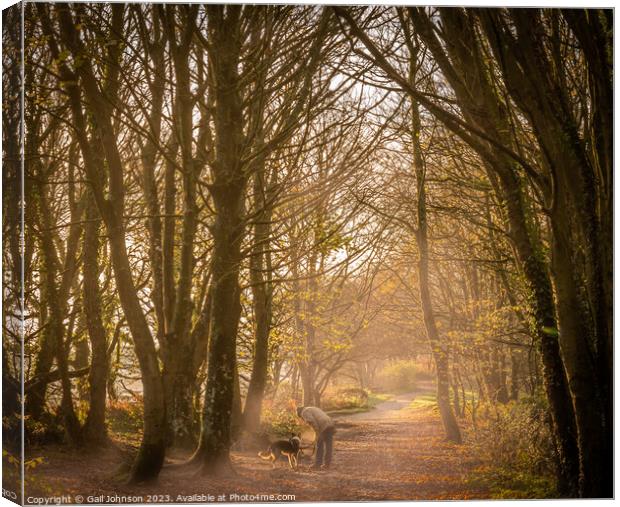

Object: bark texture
[194,6,247,474]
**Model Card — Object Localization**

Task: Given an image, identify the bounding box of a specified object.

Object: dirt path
[28,386,489,502]
[344,390,419,421]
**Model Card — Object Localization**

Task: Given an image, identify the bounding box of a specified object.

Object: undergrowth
[259,393,304,437]
[466,395,557,499]
[107,398,143,446]
[408,392,437,410]
[323,390,390,415]
[376,360,418,392]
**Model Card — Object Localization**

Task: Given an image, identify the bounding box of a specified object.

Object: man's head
[296,407,304,418]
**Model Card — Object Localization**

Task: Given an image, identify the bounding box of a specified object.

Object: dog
[258,434,302,470]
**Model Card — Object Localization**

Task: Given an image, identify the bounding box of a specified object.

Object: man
[297,406,335,469]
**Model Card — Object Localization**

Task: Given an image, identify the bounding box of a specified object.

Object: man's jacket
[300,406,334,434]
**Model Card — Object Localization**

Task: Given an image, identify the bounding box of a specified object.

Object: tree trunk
[407,40,461,444]
[25,327,55,420]
[451,374,461,418]
[300,363,316,407]
[36,186,83,445]
[107,231,167,482]
[475,10,610,495]
[51,3,167,481]
[243,165,274,432]
[509,350,520,401]
[495,349,509,404]
[417,207,461,442]
[410,8,580,492]
[194,6,246,475]
[551,204,612,498]
[162,139,177,334]
[82,194,109,445]
[157,6,207,449]
[195,220,244,472]
[140,14,166,342]
[231,361,243,442]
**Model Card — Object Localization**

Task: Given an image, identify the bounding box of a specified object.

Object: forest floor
[25,382,490,503]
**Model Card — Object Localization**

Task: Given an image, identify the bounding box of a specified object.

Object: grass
[408,392,437,410]
[326,392,392,416]
[466,466,557,499]
[368,392,391,407]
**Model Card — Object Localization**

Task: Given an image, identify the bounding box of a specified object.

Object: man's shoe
[311,464,322,470]
[321,464,330,470]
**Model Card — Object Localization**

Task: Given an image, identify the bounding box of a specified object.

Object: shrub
[19,413,65,446]
[322,388,369,412]
[107,398,143,444]
[259,399,303,438]
[377,360,418,392]
[468,395,557,498]
[3,449,55,498]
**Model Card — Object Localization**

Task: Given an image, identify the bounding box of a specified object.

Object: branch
[331,6,545,191]
[25,367,90,392]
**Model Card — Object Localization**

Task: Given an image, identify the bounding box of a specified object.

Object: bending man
[297,406,335,469]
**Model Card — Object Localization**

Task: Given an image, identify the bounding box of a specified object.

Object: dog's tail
[258,448,273,460]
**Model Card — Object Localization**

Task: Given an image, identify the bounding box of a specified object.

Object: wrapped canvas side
[2,1,24,505]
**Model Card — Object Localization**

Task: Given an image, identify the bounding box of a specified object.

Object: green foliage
[467,395,557,499]
[3,449,54,498]
[258,384,304,437]
[10,413,65,446]
[322,387,369,412]
[25,456,46,470]
[366,392,391,407]
[260,403,304,437]
[541,326,559,337]
[376,360,418,392]
[446,301,524,348]
[314,219,351,255]
[468,469,556,499]
[107,399,143,444]
[319,387,391,415]
[408,392,437,410]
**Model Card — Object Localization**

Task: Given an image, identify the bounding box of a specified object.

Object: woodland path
[345,390,419,420]
[28,383,490,502]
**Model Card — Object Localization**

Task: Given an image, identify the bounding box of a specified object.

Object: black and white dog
[258,434,302,470]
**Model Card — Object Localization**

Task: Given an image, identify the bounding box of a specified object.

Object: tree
[42,3,167,481]
[405,27,462,443]
[407,8,578,493]
[333,7,611,495]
